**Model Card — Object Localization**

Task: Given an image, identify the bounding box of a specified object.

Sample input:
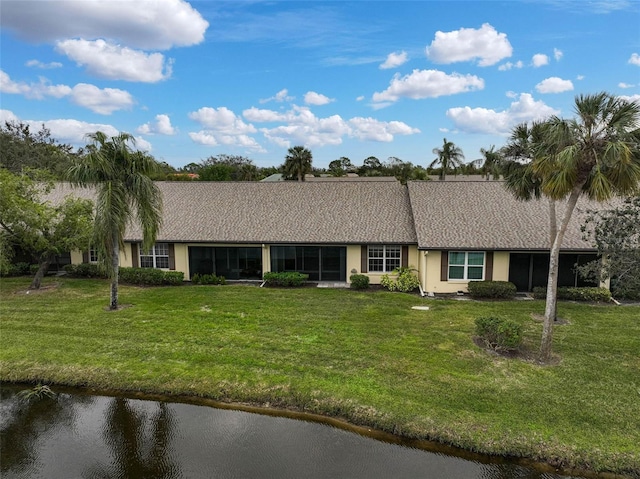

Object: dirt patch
[472,336,560,365]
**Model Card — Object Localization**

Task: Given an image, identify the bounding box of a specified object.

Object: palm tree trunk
[540,188,582,362]
[109,230,120,310]
[548,199,558,322]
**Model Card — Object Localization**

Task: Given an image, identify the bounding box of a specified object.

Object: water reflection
[85,398,180,479]
[0,385,586,479]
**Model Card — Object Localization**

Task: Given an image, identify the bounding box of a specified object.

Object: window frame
[448,251,485,281]
[139,242,170,269]
[89,247,99,264]
[368,245,402,273]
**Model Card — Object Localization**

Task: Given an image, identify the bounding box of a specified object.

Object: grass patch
[1,277,638,475]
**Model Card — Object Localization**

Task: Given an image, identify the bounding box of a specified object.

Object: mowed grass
[1,277,638,475]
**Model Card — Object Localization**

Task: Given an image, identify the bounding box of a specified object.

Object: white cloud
[137,114,176,135]
[0,70,71,99]
[243,107,286,123]
[619,82,635,89]
[577,75,585,80]
[189,107,256,134]
[348,117,419,142]
[56,39,172,82]
[372,69,484,103]
[0,0,208,50]
[304,91,333,106]
[380,51,408,70]
[245,104,419,147]
[629,53,640,66]
[446,93,559,135]
[259,89,294,104]
[535,77,574,93]
[498,61,523,71]
[188,107,264,151]
[25,59,62,69]
[426,23,512,66]
[70,83,135,114]
[554,48,563,61]
[619,94,640,104]
[0,109,19,124]
[0,70,133,114]
[356,95,365,102]
[532,53,549,67]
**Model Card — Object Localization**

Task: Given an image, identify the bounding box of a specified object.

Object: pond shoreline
[2,380,628,479]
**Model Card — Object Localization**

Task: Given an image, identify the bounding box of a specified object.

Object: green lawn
[1,277,638,476]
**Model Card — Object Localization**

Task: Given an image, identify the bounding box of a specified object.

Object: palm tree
[283,145,313,181]
[67,132,163,310]
[505,93,640,362]
[476,145,503,180]
[430,138,465,180]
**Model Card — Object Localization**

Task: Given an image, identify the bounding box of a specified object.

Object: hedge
[474,316,523,352]
[263,272,308,287]
[532,286,612,302]
[467,281,517,299]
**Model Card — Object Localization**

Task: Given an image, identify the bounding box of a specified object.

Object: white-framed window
[368,245,401,273]
[140,243,169,269]
[89,247,99,263]
[448,251,484,280]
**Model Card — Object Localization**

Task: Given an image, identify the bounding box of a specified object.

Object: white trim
[368,245,401,273]
[140,242,169,269]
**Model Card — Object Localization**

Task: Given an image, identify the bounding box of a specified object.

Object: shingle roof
[407,180,617,251]
[48,181,417,244]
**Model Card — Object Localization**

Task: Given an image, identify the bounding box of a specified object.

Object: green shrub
[118,267,183,286]
[380,267,420,293]
[163,271,185,285]
[533,286,611,302]
[474,316,523,352]
[0,262,32,277]
[263,272,308,287]
[191,273,226,285]
[29,264,40,275]
[467,280,517,299]
[349,274,370,290]
[64,263,107,278]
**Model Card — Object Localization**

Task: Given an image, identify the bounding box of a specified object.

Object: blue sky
[1,1,639,169]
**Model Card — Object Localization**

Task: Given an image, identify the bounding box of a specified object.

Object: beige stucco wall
[422,250,509,294]
[70,245,133,267]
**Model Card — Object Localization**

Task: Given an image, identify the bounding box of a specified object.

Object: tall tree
[429,138,465,179]
[475,145,503,180]
[504,93,640,362]
[0,168,94,289]
[282,145,313,181]
[578,196,640,299]
[67,132,163,310]
[328,156,353,177]
[0,121,75,178]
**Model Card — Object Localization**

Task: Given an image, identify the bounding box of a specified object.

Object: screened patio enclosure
[188,246,262,280]
[270,246,347,281]
[508,252,598,292]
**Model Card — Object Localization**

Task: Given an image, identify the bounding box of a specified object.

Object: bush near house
[349,274,370,289]
[532,286,612,302]
[467,281,517,299]
[474,316,523,352]
[118,267,184,286]
[380,267,420,293]
[63,263,107,278]
[0,262,34,277]
[191,273,226,285]
[263,272,308,287]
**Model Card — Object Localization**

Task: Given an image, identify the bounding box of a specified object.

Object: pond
[1,384,588,479]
